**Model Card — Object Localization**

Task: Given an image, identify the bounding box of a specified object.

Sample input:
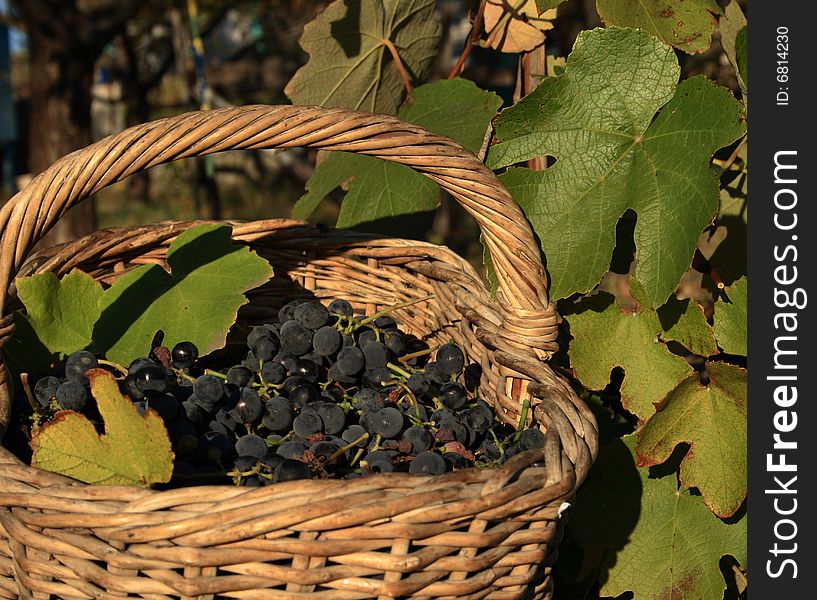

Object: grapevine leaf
[293,79,502,234]
[483,1,556,54]
[566,292,692,420]
[489,28,746,305]
[596,0,721,54]
[591,436,746,600]
[658,296,718,357]
[284,0,441,115]
[535,0,567,11]
[713,276,747,355]
[735,27,748,88]
[636,362,747,517]
[94,224,273,365]
[31,369,173,486]
[16,269,103,356]
[720,1,748,92]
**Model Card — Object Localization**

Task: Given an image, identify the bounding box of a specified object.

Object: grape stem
[97,359,129,378]
[398,345,438,364]
[353,294,437,330]
[513,399,531,445]
[326,431,369,464]
[386,362,412,380]
[18,373,40,414]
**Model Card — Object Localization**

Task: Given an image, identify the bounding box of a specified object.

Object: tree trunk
[28,29,97,247]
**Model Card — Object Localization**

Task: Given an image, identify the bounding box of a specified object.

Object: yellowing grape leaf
[292,78,502,235]
[713,276,747,355]
[94,224,273,365]
[636,362,747,517]
[594,435,746,600]
[16,269,103,356]
[566,292,692,420]
[596,0,721,54]
[284,0,441,115]
[31,369,173,486]
[483,0,557,53]
[489,28,746,306]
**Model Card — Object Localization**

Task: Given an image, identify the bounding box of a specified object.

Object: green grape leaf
[535,0,567,11]
[593,435,746,600]
[658,296,718,357]
[713,276,747,355]
[720,1,748,93]
[596,0,721,54]
[567,292,693,420]
[293,79,502,234]
[16,269,103,356]
[94,224,273,365]
[489,28,746,305]
[636,362,747,517]
[31,369,173,486]
[284,0,441,115]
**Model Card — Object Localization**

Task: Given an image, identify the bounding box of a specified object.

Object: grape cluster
[15,298,546,487]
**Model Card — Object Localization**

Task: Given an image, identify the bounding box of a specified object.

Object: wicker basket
[0,105,598,599]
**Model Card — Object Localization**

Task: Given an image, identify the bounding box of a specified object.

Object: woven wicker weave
[0,105,598,599]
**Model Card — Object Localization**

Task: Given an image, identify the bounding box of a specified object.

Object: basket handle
[0,105,557,351]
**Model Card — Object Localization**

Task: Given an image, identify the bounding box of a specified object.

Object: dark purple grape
[479,438,502,461]
[279,320,312,355]
[406,373,430,396]
[353,389,384,412]
[409,451,446,475]
[251,336,278,361]
[235,434,268,459]
[342,424,369,447]
[363,450,395,474]
[263,396,294,431]
[260,361,286,384]
[233,455,259,472]
[363,367,392,389]
[227,366,253,387]
[519,428,546,450]
[294,302,329,330]
[336,346,365,376]
[403,426,433,453]
[328,299,353,317]
[464,363,482,392]
[293,359,320,383]
[193,375,224,404]
[437,418,467,443]
[293,408,323,437]
[317,403,346,435]
[277,300,300,323]
[312,326,341,356]
[235,388,263,423]
[363,342,389,369]
[357,329,377,348]
[33,376,60,407]
[133,363,169,394]
[182,400,206,423]
[439,382,467,410]
[65,350,98,384]
[55,380,88,411]
[242,350,260,371]
[437,343,465,375]
[276,440,307,460]
[209,420,230,436]
[327,363,357,384]
[372,407,404,438]
[260,452,283,472]
[169,421,198,456]
[310,440,340,462]
[274,459,312,482]
[383,331,405,355]
[289,383,319,409]
[171,341,198,369]
[463,407,492,434]
[215,408,238,431]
